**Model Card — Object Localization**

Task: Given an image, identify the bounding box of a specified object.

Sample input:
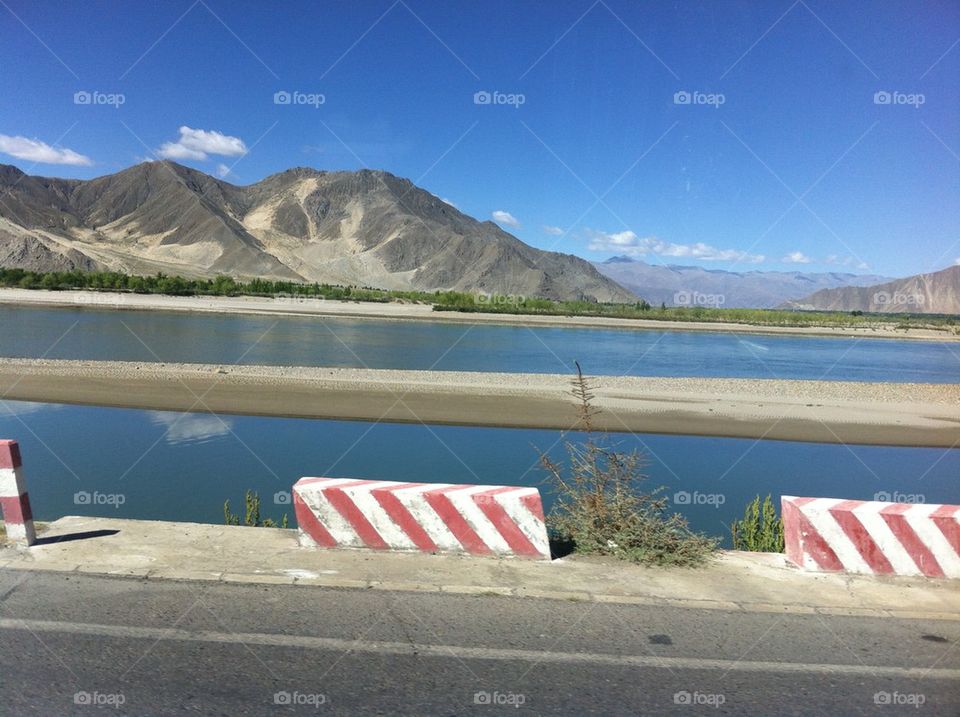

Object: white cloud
[157,126,247,161]
[492,210,520,228]
[440,197,458,209]
[586,229,764,264]
[782,251,812,264]
[542,225,564,236]
[0,134,93,166]
[216,163,231,178]
[954,257,960,265]
[825,254,865,268]
[158,143,206,161]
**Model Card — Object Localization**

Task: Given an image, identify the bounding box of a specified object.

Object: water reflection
[147,411,233,445]
[0,400,62,417]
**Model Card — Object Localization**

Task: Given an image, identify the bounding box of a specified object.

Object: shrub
[223,490,288,528]
[730,494,784,552]
[539,364,718,566]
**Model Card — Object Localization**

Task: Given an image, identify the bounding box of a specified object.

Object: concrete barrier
[0,440,36,546]
[783,496,960,579]
[293,478,550,559]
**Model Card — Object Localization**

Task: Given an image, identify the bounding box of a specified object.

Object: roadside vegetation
[223,490,288,528]
[2,266,956,333]
[539,364,718,566]
[730,495,785,553]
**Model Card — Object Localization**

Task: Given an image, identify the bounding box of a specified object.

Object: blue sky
[0,0,957,277]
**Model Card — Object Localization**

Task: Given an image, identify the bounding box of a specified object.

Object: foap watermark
[74,491,126,509]
[673,90,725,108]
[74,90,125,108]
[274,90,325,108]
[674,691,726,708]
[874,291,924,307]
[73,292,125,308]
[275,292,326,306]
[74,691,126,708]
[874,691,926,708]
[673,491,725,508]
[473,691,526,708]
[874,491,926,504]
[674,290,725,307]
[273,690,328,707]
[473,90,525,108]
[873,90,925,108]
[274,490,291,505]
[476,291,525,307]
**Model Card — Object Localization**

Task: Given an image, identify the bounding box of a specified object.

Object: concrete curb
[3,516,959,620]
[4,560,959,620]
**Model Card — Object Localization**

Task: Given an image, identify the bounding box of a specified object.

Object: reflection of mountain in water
[148,411,233,445]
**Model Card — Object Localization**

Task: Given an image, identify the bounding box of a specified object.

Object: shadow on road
[34,529,120,545]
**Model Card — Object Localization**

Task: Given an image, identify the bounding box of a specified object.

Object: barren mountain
[780,264,960,314]
[594,256,891,308]
[0,162,633,302]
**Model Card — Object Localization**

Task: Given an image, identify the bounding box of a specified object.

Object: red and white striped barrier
[782,496,960,579]
[0,440,36,546]
[293,478,551,559]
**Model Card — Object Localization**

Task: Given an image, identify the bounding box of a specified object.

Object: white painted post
[0,440,37,546]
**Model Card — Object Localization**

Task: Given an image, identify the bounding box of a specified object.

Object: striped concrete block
[783,496,960,579]
[293,478,551,559]
[0,440,36,546]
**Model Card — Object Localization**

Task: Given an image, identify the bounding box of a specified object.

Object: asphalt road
[0,570,957,716]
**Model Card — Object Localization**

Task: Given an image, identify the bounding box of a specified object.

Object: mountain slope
[594,256,891,308]
[0,162,633,302]
[779,265,960,314]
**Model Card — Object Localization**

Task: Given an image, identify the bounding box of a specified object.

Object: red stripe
[782,498,804,567]
[324,486,389,549]
[0,440,21,470]
[797,509,844,571]
[0,494,30,524]
[293,492,337,547]
[372,484,438,552]
[520,493,545,522]
[791,496,818,508]
[829,501,894,574]
[472,488,541,557]
[423,486,492,555]
[880,504,944,578]
[931,505,960,558]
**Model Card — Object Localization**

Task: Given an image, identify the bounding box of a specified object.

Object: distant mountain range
[0,162,632,303]
[593,256,892,308]
[780,264,960,314]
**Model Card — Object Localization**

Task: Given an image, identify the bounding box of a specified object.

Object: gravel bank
[1,359,957,447]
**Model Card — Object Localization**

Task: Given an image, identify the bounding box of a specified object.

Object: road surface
[0,570,957,715]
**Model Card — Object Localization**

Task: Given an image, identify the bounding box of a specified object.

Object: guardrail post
[0,440,37,546]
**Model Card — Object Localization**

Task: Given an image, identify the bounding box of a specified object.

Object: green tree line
[1,266,955,332]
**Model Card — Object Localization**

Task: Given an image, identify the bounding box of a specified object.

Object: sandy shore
[1,288,956,341]
[1,359,957,447]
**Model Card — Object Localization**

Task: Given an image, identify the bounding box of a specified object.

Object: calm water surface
[0,304,958,382]
[2,400,955,545]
